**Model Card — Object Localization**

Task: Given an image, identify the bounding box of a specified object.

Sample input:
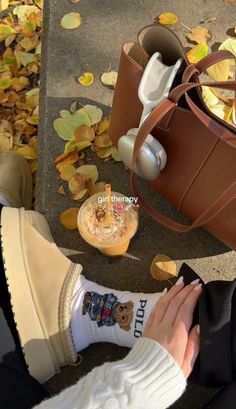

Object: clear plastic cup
[77,191,138,256]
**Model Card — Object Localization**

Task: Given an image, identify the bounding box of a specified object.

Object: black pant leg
[202,382,236,409]
[0,362,50,409]
[180,263,236,387]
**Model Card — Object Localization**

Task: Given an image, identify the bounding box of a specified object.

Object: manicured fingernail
[162,288,168,296]
[196,325,200,335]
[175,276,184,285]
[194,283,202,291]
[190,278,200,285]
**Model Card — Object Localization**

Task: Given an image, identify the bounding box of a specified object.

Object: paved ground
[36,0,236,407]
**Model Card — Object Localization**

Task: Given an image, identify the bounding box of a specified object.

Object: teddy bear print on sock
[71,275,163,351]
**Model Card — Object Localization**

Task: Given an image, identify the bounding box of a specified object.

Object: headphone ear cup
[118,132,165,181]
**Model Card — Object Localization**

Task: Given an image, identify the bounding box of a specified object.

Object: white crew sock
[71,275,162,352]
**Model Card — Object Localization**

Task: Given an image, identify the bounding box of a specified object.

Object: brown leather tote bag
[109,25,236,250]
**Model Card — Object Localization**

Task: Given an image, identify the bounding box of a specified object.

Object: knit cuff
[123,337,187,409]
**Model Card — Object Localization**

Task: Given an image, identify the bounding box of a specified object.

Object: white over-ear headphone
[118,52,183,180]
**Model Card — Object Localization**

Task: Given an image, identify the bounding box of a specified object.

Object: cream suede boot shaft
[0,152,32,208]
[1,207,82,383]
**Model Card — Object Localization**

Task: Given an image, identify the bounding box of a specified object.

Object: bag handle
[169,80,236,144]
[131,88,236,231]
[182,50,235,82]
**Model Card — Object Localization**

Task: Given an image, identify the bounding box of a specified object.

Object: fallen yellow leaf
[79,105,102,125]
[100,71,118,87]
[78,72,94,86]
[5,34,16,48]
[29,160,37,173]
[95,116,110,135]
[13,5,41,22]
[60,12,82,29]
[59,164,76,181]
[94,132,112,148]
[187,26,211,44]
[11,76,30,91]
[232,100,236,125]
[202,86,219,107]
[76,164,98,183]
[64,139,92,153]
[158,12,179,25]
[150,254,177,281]
[96,146,112,159]
[74,125,95,142]
[219,38,236,57]
[0,74,12,90]
[187,43,208,63]
[111,146,122,161]
[0,0,9,11]
[0,131,13,151]
[68,173,90,194]
[60,207,80,230]
[55,150,79,166]
[13,145,37,159]
[0,25,16,42]
[207,60,230,81]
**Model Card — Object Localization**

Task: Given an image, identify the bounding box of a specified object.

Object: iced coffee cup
[77,186,138,256]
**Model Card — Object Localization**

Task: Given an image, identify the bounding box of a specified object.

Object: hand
[143,278,202,378]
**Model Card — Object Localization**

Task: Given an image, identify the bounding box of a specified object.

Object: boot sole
[1,207,58,381]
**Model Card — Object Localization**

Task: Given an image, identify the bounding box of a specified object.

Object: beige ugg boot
[1,207,82,383]
[0,152,32,209]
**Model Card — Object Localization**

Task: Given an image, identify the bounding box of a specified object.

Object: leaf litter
[0,0,43,189]
[53,102,122,229]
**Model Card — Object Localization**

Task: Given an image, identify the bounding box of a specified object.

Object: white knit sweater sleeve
[33,337,186,409]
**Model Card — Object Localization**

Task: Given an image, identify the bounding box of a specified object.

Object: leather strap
[196,50,235,74]
[131,90,236,230]
[182,50,235,82]
[169,80,236,103]
[169,81,236,143]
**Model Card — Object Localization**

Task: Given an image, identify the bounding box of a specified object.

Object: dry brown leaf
[96,146,112,159]
[71,189,88,201]
[11,77,30,92]
[187,26,212,44]
[76,164,98,183]
[150,254,177,281]
[224,0,236,3]
[95,116,110,135]
[0,131,13,151]
[68,173,90,194]
[74,124,95,142]
[59,164,76,181]
[13,144,36,159]
[59,207,79,230]
[57,185,66,195]
[55,150,79,165]
[94,132,112,148]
